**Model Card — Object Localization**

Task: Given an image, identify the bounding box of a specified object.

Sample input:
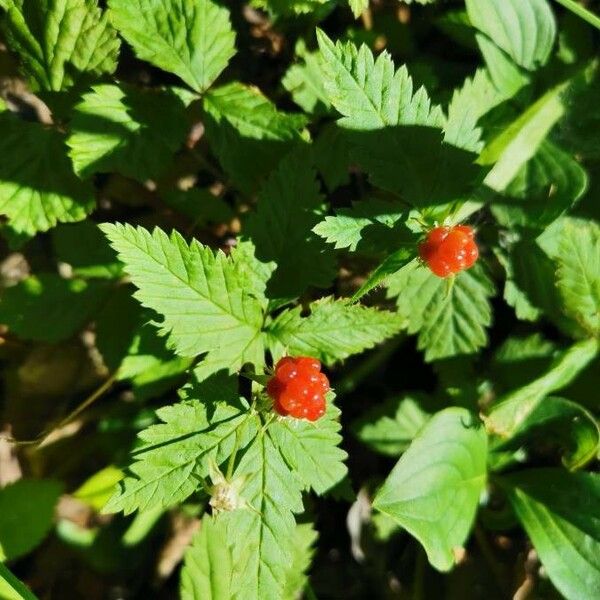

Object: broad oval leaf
[501,469,600,600]
[373,408,488,572]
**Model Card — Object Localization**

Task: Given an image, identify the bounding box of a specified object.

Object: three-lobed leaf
[101,224,266,379]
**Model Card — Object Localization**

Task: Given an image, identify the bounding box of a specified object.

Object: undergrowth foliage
[0,1,599,599]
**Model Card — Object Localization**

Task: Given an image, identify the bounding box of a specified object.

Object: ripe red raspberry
[418,225,478,278]
[267,356,329,421]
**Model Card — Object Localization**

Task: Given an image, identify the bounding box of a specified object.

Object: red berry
[418,225,479,278]
[267,356,329,421]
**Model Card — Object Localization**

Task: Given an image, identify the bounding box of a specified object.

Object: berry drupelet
[267,356,329,421]
[419,225,479,278]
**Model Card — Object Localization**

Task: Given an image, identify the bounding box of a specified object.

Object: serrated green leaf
[313,199,404,251]
[0,274,109,342]
[104,381,256,515]
[250,0,331,16]
[108,0,235,92]
[466,0,556,71]
[223,430,304,600]
[445,68,510,153]
[500,469,600,600]
[0,563,39,600]
[269,399,347,495]
[388,261,495,362]
[316,30,479,206]
[68,84,188,180]
[282,41,330,115]
[1,0,120,91]
[311,123,351,191]
[485,338,598,438]
[180,515,233,600]
[267,298,404,365]
[100,224,266,379]
[373,408,487,572]
[0,479,63,560]
[481,83,568,192]
[556,220,600,336]
[353,395,430,456]
[348,0,368,18]
[203,82,307,193]
[0,114,95,238]
[491,140,588,229]
[245,151,335,298]
[52,221,122,279]
[282,523,318,600]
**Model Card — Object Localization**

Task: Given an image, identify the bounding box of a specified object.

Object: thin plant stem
[0,373,118,448]
[553,0,600,30]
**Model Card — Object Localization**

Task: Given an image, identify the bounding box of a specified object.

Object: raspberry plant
[0,1,599,599]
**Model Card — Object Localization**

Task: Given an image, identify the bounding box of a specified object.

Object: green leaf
[556,220,600,336]
[465,0,556,70]
[0,274,109,343]
[250,0,331,16]
[180,515,233,600]
[0,563,39,600]
[282,523,318,600]
[223,430,304,600]
[1,0,120,91]
[353,395,430,456]
[269,399,347,495]
[500,469,600,600]
[351,244,416,303]
[267,298,404,365]
[313,199,404,251]
[203,82,307,194]
[316,30,480,206]
[73,466,124,511]
[107,0,235,92]
[490,140,588,229]
[484,338,598,438]
[388,261,495,362]
[348,0,368,18]
[481,83,568,192]
[52,221,122,279]
[0,114,95,238]
[0,479,63,560]
[373,408,488,572]
[492,396,599,470]
[282,41,330,115]
[104,379,256,515]
[68,84,188,180]
[445,68,506,153]
[100,224,266,379]
[245,151,335,298]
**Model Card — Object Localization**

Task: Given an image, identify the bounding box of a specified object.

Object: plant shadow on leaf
[344,125,484,206]
[68,84,189,181]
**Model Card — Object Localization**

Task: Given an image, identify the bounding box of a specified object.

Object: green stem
[553,0,600,30]
[336,336,404,396]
